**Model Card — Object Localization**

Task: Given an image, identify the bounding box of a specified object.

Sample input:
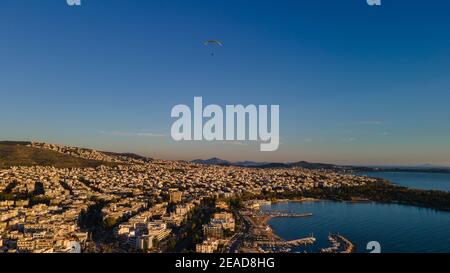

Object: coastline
[259,202,357,253]
[270,197,321,204]
[270,197,373,204]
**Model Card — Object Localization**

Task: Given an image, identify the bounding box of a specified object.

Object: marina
[262,201,450,253]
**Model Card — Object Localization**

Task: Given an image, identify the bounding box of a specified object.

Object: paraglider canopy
[204,40,223,56]
[204,40,223,46]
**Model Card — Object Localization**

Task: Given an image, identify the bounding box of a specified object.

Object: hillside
[0,142,117,169]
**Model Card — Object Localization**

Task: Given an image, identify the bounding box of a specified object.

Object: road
[227,213,251,253]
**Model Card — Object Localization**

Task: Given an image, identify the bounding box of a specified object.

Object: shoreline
[267,197,374,206]
[258,208,356,253]
[256,197,448,253]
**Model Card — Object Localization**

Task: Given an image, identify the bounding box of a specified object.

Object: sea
[357,171,450,192]
[261,172,450,253]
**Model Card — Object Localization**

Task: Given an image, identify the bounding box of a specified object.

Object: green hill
[0,142,117,169]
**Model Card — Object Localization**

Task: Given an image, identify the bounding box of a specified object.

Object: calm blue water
[262,201,450,253]
[357,172,450,192]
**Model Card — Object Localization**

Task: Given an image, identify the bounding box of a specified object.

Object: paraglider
[204,40,223,56]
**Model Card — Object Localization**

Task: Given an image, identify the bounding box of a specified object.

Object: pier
[262,212,313,218]
[255,236,316,247]
[320,234,355,253]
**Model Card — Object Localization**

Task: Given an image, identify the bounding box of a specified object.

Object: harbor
[240,201,354,253]
[320,234,355,253]
[238,200,357,253]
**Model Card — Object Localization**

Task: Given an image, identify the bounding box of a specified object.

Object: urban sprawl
[0,142,377,253]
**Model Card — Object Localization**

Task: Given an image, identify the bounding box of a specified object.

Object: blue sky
[1,0,450,165]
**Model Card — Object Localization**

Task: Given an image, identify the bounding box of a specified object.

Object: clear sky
[1,0,450,166]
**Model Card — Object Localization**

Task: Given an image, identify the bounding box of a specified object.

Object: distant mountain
[287,161,345,170]
[191,158,344,170]
[4,140,448,174]
[256,162,289,168]
[192,158,231,166]
[234,161,271,167]
[190,158,450,173]
[353,166,450,174]
[412,163,450,170]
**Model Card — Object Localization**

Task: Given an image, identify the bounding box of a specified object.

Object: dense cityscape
[0,142,377,253]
